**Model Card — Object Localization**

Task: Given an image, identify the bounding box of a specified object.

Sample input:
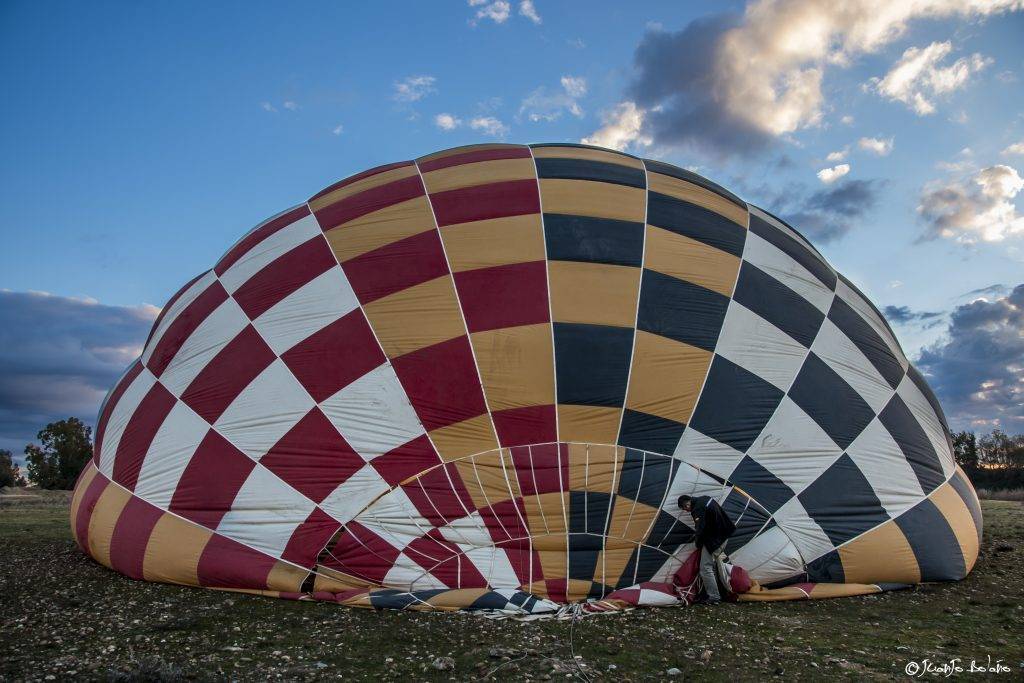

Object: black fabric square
[645,192,747,257]
[544,214,644,267]
[689,355,785,453]
[828,296,905,389]
[798,453,889,546]
[615,449,677,507]
[894,498,967,581]
[569,490,613,537]
[948,469,983,546]
[535,157,646,188]
[806,549,845,583]
[733,262,826,348]
[645,509,695,551]
[728,455,796,514]
[721,489,772,554]
[642,159,746,209]
[907,364,950,432]
[553,323,634,407]
[617,409,687,457]
[788,352,875,450]
[748,213,836,290]
[636,269,730,352]
[878,394,945,495]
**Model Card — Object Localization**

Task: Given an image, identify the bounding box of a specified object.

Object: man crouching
[679,494,736,604]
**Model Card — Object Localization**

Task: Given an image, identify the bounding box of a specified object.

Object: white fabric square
[772,496,835,564]
[357,486,434,551]
[218,213,322,294]
[214,359,316,460]
[383,555,447,591]
[673,427,746,483]
[158,297,250,397]
[745,396,843,495]
[439,510,501,547]
[662,457,729,525]
[97,368,158,479]
[896,374,956,477]
[142,270,218,367]
[742,231,834,313]
[463,545,521,588]
[320,363,424,460]
[318,465,390,524]
[729,525,803,584]
[845,417,926,518]
[811,318,895,414]
[133,401,210,508]
[216,464,316,559]
[834,278,908,372]
[253,266,359,355]
[715,300,808,392]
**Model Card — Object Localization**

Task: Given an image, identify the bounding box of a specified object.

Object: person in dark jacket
[679,494,736,603]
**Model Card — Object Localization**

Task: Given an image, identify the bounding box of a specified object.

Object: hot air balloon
[70,143,981,613]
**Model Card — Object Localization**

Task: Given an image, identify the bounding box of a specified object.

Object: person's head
[678,495,693,512]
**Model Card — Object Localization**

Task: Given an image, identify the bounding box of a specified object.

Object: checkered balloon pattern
[70,143,982,612]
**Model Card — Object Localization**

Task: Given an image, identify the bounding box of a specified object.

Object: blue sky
[2,0,1023,457]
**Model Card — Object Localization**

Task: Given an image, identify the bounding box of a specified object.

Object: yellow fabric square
[548,260,640,327]
[325,196,435,262]
[538,179,645,222]
[428,413,499,462]
[422,158,536,194]
[643,225,741,297]
[471,323,555,412]
[647,172,748,227]
[362,275,466,358]
[440,214,545,272]
[557,404,622,445]
[143,513,212,587]
[625,330,712,425]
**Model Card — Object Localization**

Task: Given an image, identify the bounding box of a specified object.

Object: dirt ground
[1,488,1021,681]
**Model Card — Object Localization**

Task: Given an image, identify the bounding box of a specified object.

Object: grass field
[1,492,1021,681]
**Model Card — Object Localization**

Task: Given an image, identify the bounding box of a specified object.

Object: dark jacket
[690,496,736,552]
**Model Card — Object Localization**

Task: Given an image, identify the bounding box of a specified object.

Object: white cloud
[581,101,651,152]
[331,124,344,136]
[469,116,510,137]
[817,164,851,184]
[434,113,462,131]
[393,75,437,102]
[918,164,1024,243]
[870,41,992,115]
[858,136,894,155]
[560,76,587,98]
[1003,141,1024,156]
[840,115,855,125]
[519,76,587,122]
[260,102,277,113]
[567,37,586,49]
[470,0,511,24]
[282,101,299,111]
[624,0,1022,156]
[519,0,541,24]
[826,147,849,162]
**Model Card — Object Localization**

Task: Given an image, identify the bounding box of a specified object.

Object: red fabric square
[74,473,109,552]
[197,533,277,589]
[321,521,400,585]
[180,325,275,424]
[429,179,539,227]
[232,237,336,320]
[94,360,143,467]
[281,507,342,567]
[370,434,442,488]
[215,205,311,275]
[109,495,164,580]
[341,229,449,304]
[260,408,365,503]
[281,309,384,403]
[147,279,229,377]
[310,161,414,204]
[314,174,424,229]
[405,530,487,589]
[401,462,476,527]
[492,404,557,448]
[390,336,488,431]
[112,381,176,491]
[453,261,550,333]
[144,271,207,349]
[418,146,530,172]
[479,498,529,544]
[510,443,568,495]
[495,539,543,587]
[169,430,255,529]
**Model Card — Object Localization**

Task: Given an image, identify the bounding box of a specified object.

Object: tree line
[952,429,1024,490]
[0,418,93,489]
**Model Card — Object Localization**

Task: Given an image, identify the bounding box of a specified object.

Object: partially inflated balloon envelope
[71,144,982,613]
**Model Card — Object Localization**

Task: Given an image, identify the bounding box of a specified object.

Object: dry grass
[978,488,1024,502]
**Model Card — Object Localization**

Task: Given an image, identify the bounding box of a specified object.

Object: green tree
[951,430,978,477]
[24,418,93,490]
[0,449,27,487]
